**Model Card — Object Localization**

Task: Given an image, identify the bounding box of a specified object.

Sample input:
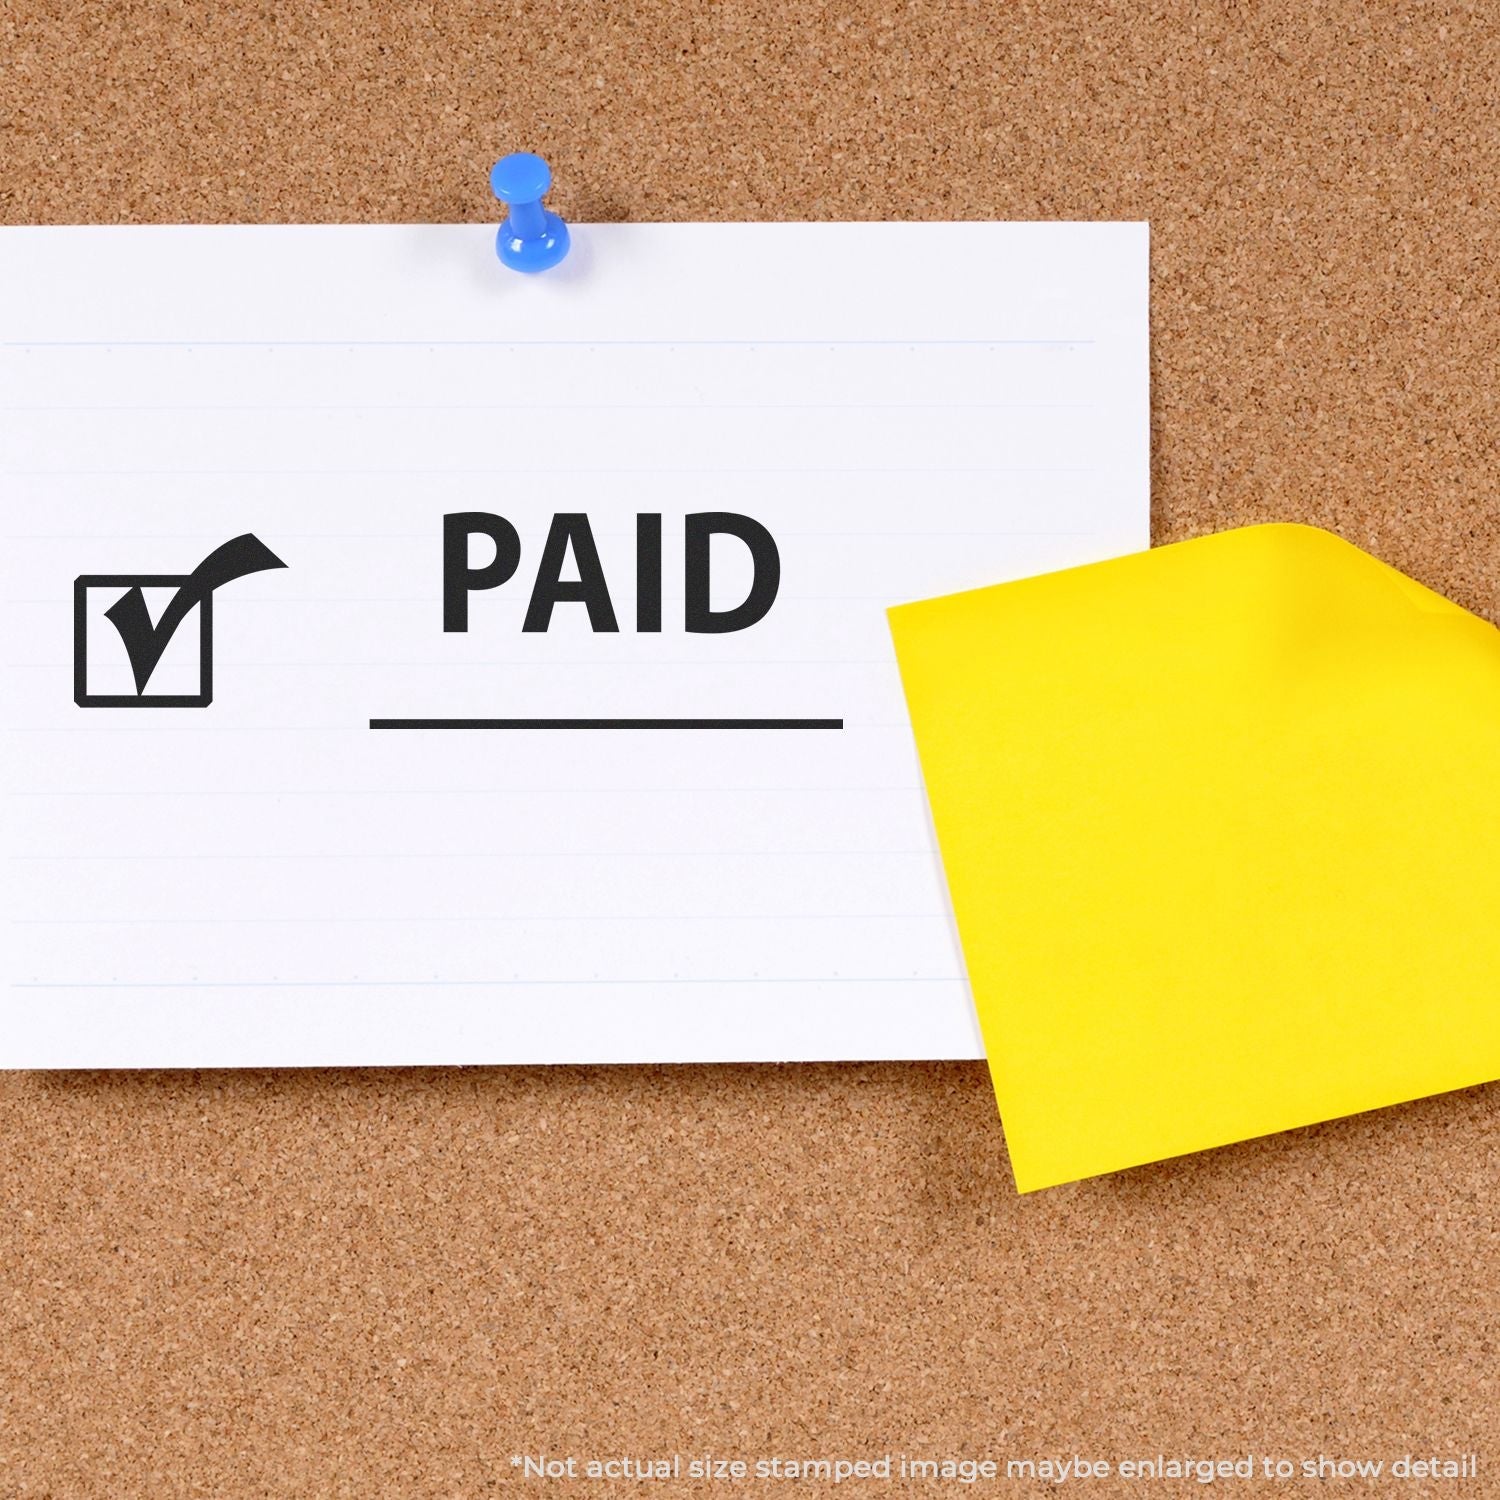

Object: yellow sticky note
[888,524,1500,1191]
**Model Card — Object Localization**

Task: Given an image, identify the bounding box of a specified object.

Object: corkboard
[2,2,1498,1495]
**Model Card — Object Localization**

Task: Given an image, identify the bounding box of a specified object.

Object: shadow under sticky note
[888,523,1500,1192]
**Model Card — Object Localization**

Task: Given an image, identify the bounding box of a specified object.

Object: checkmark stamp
[73,534,287,708]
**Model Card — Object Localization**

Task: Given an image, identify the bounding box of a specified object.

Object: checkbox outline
[73,574,215,708]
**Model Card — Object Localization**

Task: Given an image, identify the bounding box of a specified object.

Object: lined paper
[0,223,1148,1065]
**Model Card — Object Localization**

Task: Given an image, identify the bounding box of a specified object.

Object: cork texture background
[2,1,1497,1494]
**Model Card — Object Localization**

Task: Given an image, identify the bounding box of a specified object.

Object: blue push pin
[490,152,570,273]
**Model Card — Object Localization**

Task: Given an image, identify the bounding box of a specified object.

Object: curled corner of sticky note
[889,521,1500,1192]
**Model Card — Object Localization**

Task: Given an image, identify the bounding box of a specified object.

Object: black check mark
[104,533,287,695]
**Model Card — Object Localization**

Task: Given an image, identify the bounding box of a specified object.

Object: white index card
[0,222,1149,1066]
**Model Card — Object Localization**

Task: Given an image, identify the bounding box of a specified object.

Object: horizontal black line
[369,717,844,731]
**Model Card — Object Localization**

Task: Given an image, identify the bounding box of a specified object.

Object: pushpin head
[490,152,570,274]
